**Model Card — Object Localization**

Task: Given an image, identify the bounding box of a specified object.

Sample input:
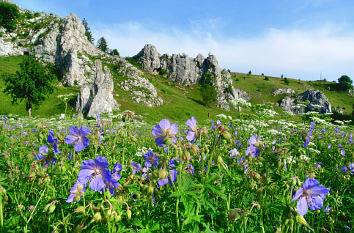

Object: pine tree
[82,18,94,43]
[97,37,108,53]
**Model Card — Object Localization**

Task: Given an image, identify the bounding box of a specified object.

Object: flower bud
[191,145,200,154]
[75,206,85,213]
[127,209,132,219]
[148,186,154,194]
[0,185,6,195]
[29,205,35,213]
[48,204,56,214]
[163,137,173,146]
[183,151,190,162]
[114,213,122,223]
[296,215,313,231]
[222,131,232,140]
[93,212,102,222]
[159,169,168,179]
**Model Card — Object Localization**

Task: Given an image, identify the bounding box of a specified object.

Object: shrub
[159,69,168,76]
[284,78,290,85]
[0,1,19,31]
[264,76,269,81]
[200,83,217,106]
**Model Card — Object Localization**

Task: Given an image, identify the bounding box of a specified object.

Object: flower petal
[292,188,303,202]
[303,178,320,190]
[69,126,80,136]
[297,196,308,216]
[89,174,105,191]
[39,145,48,154]
[155,137,165,147]
[307,185,330,195]
[308,195,324,211]
[95,156,109,169]
[79,126,91,137]
[77,169,95,184]
[74,140,84,152]
[159,119,171,131]
[170,123,178,135]
[81,159,96,169]
[65,135,77,145]
[152,125,163,137]
[186,130,196,142]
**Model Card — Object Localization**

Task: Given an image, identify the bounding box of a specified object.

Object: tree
[82,18,94,43]
[0,1,19,31]
[337,75,352,90]
[200,84,217,106]
[284,77,290,85]
[110,49,119,56]
[97,37,108,53]
[2,56,56,117]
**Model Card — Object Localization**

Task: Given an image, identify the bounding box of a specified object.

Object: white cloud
[92,22,354,81]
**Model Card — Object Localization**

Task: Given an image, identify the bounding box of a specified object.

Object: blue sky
[12,0,354,81]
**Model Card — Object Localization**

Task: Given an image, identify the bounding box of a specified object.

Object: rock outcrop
[76,60,119,117]
[279,90,331,114]
[135,44,244,110]
[273,88,295,96]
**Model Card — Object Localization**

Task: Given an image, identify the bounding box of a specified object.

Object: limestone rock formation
[279,90,331,114]
[76,60,119,117]
[273,88,295,96]
[135,44,244,110]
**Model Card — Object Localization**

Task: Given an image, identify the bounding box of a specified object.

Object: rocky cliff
[135,44,244,110]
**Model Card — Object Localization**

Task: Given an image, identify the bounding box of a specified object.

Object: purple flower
[245,135,262,157]
[340,150,345,156]
[321,128,325,134]
[77,156,111,192]
[158,169,178,187]
[47,130,61,155]
[34,145,57,167]
[131,161,141,175]
[315,162,322,169]
[324,206,331,213]
[327,144,331,149]
[185,116,198,142]
[335,128,340,133]
[292,178,330,216]
[169,159,177,168]
[96,114,104,132]
[65,126,91,152]
[112,162,123,180]
[142,151,159,168]
[341,166,348,173]
[349,163,354,172]
[230,148,239,158]
[66,182,86,203]
[152,119,178,147]
[105,178,119,196]
[303,137,310,147]
[184,164,194,176]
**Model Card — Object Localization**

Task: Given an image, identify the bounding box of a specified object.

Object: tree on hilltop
[97,37,108,53]
[2,56,56,117]
[82,18,94,43]
[337,75,352,90]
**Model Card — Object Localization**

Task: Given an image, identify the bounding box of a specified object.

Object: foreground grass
[0,113,352,232]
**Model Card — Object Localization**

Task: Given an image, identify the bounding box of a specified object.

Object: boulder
[272,88,295,96]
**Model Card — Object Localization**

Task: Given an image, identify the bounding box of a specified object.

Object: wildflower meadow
[0,112,352,232]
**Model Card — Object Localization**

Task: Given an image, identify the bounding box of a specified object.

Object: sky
[12,0,354,81]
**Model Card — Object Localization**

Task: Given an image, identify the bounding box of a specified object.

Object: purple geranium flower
[230,148,239,158]
[131,161,141,174]
[143,151,159,168]
[66,182,86,203]
[77,156,111,192]
[112,162,123,180]
[158,169,178,187]
[65,126,91,152]
[152,119,178,147]
[185,116,198,142]
[34,145,57,167]
[47,130,61,155]
[324,206,331,213]
[245,135,262,157]
[341,166,348,173]
[340,150,345,156]
[350,163,354,172]
[292,178,330,216]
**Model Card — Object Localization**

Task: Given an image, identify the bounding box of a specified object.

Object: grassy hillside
[0,56,79,117]
[0,56,352,123]
[231,73,353,114]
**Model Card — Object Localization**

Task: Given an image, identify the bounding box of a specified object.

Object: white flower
[300,155,310,161]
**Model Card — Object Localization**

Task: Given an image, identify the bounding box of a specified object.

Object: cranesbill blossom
[158,169,178,187]
[152,119,178,147]
[185,116,198,142]
[131,161,141,175]
[77,156,111,192]
[47,130,60,155]
[341,166,348,173]
[65,126,91,152]
[230,148,239,158]
[66,182,86,203]
[350,163,354,172]
[245,135,262,157]
[143,151,159,168]
[292,178,330,216]
[112,162,123,180]
[35,145,57,167]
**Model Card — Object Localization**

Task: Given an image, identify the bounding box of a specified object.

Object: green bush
[200,83,217,106]
[0,1,19,31]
